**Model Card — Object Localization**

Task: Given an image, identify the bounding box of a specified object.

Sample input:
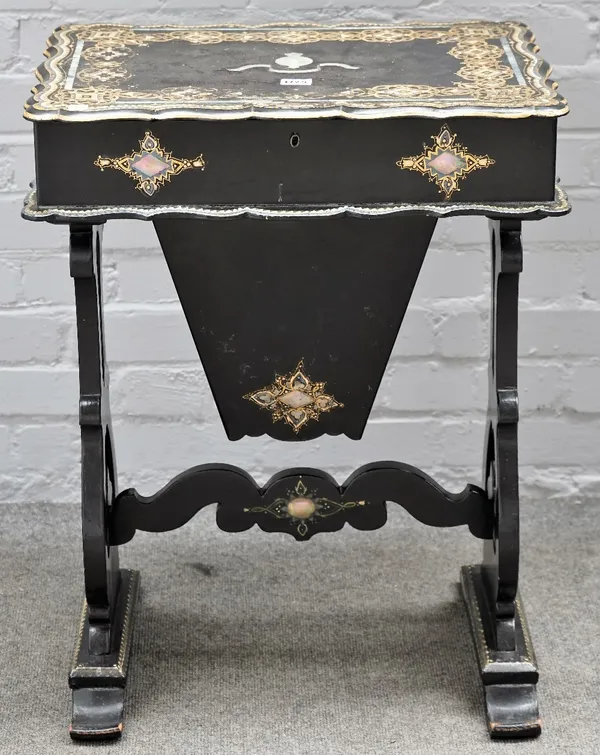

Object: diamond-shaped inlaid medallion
[131,152,171,178]
[94,131,205,196]
[396,125,494,199]
[244,360,343,433]
[280,390,314,409]
[427,150,466,177]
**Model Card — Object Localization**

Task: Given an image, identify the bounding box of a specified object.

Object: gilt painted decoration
[226,50,360,74]
[24,22,568,120]
[244,360,343,433]
[94,131,205,196]
[397,125,495,199]
[244,478,368,538]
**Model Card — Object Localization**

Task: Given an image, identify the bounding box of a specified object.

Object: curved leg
[461,218,540,738]
[68,223,139,740]
[483,218,521,648]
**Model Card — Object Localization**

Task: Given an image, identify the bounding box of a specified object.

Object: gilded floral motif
[245,360,343,433]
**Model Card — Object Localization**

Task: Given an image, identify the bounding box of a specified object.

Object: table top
[24,21,568,122]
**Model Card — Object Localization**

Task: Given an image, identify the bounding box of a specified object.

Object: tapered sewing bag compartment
[154,213,437,440]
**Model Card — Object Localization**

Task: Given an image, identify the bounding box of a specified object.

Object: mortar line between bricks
[0,133,33,145]
[7,301,600,313]
[559,128,600,137]
[2,410,598,422]
[0,356,597,368]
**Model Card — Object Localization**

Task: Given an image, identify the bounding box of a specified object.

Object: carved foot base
[460,565,540,739]
[69,569,140,740]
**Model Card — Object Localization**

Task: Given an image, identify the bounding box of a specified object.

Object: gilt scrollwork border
[24,21,568,121]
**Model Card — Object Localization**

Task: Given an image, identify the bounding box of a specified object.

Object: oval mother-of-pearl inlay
[280,389,314,409]
[286,497,316,519]
[244,360,344,433]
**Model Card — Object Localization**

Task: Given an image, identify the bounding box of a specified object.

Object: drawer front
[35,116,556,207]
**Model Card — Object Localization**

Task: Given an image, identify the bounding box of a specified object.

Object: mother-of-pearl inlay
[286,497,317,519]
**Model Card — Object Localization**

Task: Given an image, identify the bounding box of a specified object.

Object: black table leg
[68,223,139,740]
[461,218,540,738]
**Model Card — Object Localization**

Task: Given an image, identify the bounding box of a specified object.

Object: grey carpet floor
[0,501,598,754]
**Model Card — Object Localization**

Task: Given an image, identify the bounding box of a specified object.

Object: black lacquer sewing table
[22,21,570,741]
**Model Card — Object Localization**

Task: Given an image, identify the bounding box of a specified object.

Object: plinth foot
[70,688,125,740]
[69,569,139,741]
[460,565,540,739]
[484,683,541,739]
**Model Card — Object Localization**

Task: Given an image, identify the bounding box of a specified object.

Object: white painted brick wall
[0,1,599,506]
